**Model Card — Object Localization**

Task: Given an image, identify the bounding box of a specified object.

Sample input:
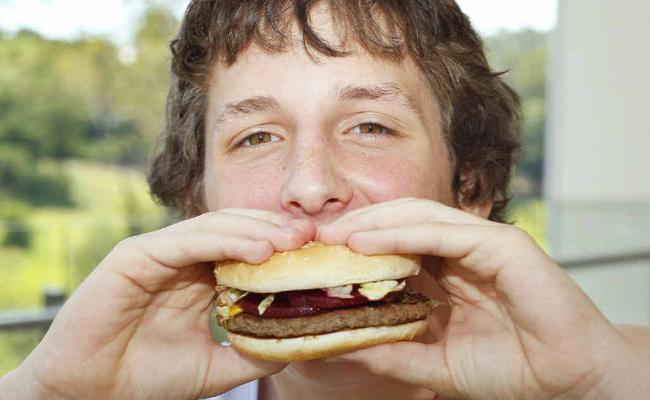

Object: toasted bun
[226,319,428,362]
[215,242,421,293]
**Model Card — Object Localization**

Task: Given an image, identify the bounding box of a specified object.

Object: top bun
[215,242,421,293]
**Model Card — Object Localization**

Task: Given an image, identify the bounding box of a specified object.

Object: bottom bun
[226,319,428,362]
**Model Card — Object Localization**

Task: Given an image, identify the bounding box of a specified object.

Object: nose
[280,140,352,218]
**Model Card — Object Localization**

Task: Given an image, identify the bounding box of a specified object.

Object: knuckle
[496,225,532,246]
[115,236,139,252]
[259,239,274,252]
[106,235,149,269]
[196,210,236,231]
[201,210,223,225]
[217,208,250,220]
[396,234,412,253]
[248,240,274,261]
[282,227,302,242]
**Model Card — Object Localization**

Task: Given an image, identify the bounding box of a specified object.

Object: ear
[456,169,493,219]
[459,196,493,219]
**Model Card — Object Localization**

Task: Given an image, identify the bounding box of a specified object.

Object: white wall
[547,0,650,202]
[546,0,650,324]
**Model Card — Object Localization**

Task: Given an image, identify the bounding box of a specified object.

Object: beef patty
[219,291,437,338]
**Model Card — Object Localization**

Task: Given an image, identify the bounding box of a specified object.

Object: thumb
[329,341,459,398]
[200,345,286,397]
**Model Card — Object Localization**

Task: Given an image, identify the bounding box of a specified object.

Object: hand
[318,198,650,400]
[10,209,314,400]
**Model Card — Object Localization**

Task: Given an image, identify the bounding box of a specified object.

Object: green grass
[511,198,548,250]
[0,160,165,374]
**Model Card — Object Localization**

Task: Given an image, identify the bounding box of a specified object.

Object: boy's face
[203,35,455,222]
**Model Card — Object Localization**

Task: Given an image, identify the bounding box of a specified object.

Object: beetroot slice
[238,294,325,318]
[237,289,372,319]
[287,289,369,309]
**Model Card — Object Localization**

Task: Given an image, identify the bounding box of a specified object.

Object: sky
[0,0,558,47]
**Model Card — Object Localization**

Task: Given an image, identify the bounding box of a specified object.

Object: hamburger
[214,242,439,362]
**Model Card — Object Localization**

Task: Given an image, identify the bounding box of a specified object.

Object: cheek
[344,151,454,206]
[204,163,286,211]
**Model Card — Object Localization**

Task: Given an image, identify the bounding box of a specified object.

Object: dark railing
[0,287,66,331]
[1,250,649,332]
[0,305,62,330]
[558,250,650,269]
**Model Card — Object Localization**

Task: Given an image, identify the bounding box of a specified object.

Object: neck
[260,361,438,400]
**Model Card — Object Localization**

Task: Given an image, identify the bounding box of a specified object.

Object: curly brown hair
[148,0,521,222]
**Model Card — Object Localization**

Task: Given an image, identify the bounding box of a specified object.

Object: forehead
[212,43,425,93]
[206,44,439,132]
[207,2,435,110]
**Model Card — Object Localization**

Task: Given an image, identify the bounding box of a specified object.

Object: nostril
[324,198,344,210]
[285,197,348,216]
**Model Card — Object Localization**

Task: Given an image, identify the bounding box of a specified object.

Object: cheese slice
[358,280,405,301]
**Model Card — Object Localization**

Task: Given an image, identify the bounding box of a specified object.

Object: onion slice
[324,284,353,298]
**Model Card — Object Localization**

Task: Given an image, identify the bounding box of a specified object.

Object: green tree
[485,29,547,197]
[114,5,179,149]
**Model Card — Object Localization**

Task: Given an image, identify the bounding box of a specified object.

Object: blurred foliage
[0,198,32,248]
[0,331,42,376]
[0,147,74,207]
[0,8,177,164]
[0,4,176,374]
[511,199,548,250]
[0,160,166,374]
[0,6,178,223]
[485,29,547,197]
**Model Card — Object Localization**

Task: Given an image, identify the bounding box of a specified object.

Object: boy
[3,1,650,399]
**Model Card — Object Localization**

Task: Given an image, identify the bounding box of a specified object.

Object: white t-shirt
[207,380,258,400]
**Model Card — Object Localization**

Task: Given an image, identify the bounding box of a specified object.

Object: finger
[330,341,459,398]
[219,208,293,225]
[327,197,417,221]
[120,232,274,269]
[169,212,313,252]
[108,234,274,293]
[332,198,488,226]
[347,223,609,344]
[219,208,317,237]
[319,198,490,245]
[346,222,502,279]
[201,345,286,397]
[201,213,307,252]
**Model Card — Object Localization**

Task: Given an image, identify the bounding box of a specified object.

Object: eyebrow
[216,96,281,125]
[336,82,418,114]
[215,82,419,126]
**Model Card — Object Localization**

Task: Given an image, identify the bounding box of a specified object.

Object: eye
[239,131,280,147]
[350,123,393,136]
